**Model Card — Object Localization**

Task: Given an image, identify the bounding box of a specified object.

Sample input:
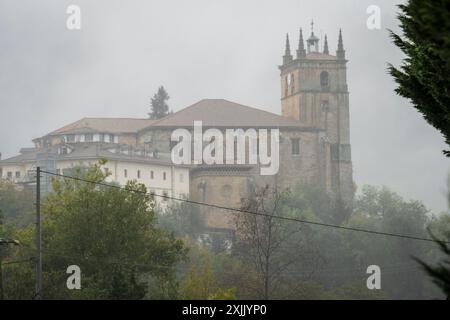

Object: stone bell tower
[279,21,353,210]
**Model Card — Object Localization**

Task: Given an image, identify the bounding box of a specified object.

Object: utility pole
[35,166,42,300]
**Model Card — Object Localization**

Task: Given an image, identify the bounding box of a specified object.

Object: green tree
[349,185,431,299]
[157,201,205,238]
[181,246,235,300]
[234,186,321,299]
[3,161,187,299]
[148,86,171,119]
[414,176,450,299]
[389,0,450,156]
[0,180,34,227]
[414,234,450,299]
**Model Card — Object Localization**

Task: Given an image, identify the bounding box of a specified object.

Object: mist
[0,0,448,212]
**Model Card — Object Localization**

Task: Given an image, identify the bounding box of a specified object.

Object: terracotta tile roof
[146,99,304,129]
[48,118,156,135]
[42,99,308,140]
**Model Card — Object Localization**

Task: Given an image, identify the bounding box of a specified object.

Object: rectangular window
[163,172,167,181]
[137,170,141,179]
[150,171,154,179]
[15,171,21,178]
[331,144,352,162]
[124,169,127,178]
[169,139,177,151]
[291,138,300,155]
[85,134,93,142]
[67,134,75,142]
[7,172,12,179]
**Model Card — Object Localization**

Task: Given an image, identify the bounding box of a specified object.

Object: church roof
[37,99,308,142]
[47,118,156,136]
[144,99,305,129]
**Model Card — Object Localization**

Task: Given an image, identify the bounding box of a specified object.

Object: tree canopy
[389,0,450,156]
[1,161,187,299]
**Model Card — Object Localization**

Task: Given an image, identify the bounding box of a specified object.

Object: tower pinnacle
[323,34,329,54]
[336,29,345,59]
[297,28,306,58]
[283,33,293,65]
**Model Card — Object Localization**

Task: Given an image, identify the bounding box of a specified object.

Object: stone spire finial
[337,29,345,59]
[283,33,293,65]
[297,28,306,58]
[323,34,329,55]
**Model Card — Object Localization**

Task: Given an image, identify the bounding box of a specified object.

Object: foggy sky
[0,0,448,213]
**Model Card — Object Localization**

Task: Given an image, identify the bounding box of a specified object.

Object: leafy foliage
[389,0,450,156]
[0,180,34,227]
[2,161,187,299]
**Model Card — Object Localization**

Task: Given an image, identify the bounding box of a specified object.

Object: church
[0,24,353,240]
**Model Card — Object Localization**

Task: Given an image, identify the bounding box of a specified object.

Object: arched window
[290,76,295,94]
[320,71,329,88]
[284,76,289,97]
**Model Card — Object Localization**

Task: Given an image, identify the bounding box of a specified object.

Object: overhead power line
[40,169,449,245]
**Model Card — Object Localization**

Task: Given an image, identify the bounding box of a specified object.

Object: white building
[0,118,190,203]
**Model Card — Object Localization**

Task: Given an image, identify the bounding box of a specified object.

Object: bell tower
[279,22,353,210]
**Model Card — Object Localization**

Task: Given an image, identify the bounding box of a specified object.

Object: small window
[163,172,167,181]
[150,171,154,179]
[284,76,289,97]
[320,71,329,88]
[85,134,93,142]
[137,170,141,179]
[290,77,295,94]
[291,138,300,155]
[124,169,128,178]
[7,172,12,179]
[321,100,329,112]
[15,171,21,178]
[169,139,177,151]
[66,135,75,142]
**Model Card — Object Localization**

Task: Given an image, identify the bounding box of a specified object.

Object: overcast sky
[0,0,448,213]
